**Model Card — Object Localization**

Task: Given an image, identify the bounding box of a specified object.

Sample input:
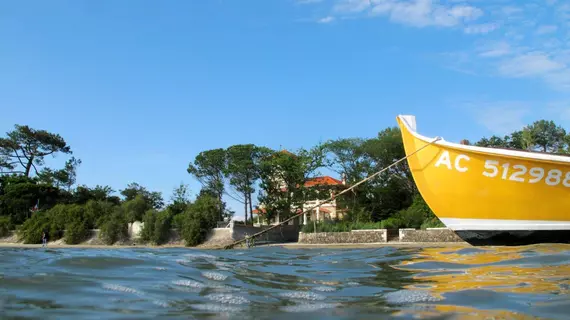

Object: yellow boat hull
[396,115,570,245]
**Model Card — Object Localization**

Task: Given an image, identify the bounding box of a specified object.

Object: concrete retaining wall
[399,228,464,242]
[232,224,299,242]
[298,229,387,244]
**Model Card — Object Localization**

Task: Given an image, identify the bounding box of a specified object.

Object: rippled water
[1,244,569,319]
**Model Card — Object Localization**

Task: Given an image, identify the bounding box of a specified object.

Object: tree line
[1,118,568,244]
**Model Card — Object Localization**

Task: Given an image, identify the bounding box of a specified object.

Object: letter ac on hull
[396,115,570,246]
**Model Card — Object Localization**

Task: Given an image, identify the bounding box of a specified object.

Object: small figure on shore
[42,232,47,247]
[245,233,251,248]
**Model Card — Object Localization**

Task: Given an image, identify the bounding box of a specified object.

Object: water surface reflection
[0,244,568,319]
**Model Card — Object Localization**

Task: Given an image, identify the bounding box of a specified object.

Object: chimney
[341,173,346,185]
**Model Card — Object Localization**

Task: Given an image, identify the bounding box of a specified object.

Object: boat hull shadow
[456,230,570,246]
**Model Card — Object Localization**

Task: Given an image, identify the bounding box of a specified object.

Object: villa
[253,174,348,226]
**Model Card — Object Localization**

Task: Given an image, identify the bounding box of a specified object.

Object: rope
[223,136,441,249]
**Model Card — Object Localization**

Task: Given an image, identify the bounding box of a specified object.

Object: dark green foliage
[140,209,172,245]
[420,217,445,229]
[257,146,326,223]
[99,209,128,245]
[388,194,439,229]
[225,144,264,224]
[123,194,150,223]
[172,213,185,229]
[71,185,120,205]
[344,207,372,224]
[0,216,11,237]
[0,124,71,177]
[153,210,172,245]
[17,203,91,243]
[476,119,569,153]
[18,212,51,244]
[0,175,63,225]
[180,194,219,246]
[37,157,81,191]
[120,182,164,209]
[167,183,192,216]
[65,219,88,244]
[380,217,401,229]
[85,200,116,229]
[140,210,156,242]
[187,149,227,220]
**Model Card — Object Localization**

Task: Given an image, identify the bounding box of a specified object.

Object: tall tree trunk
[218,192,223,222]
[248,193,253,226]
[244,195,248,225]
[24,156,34,177]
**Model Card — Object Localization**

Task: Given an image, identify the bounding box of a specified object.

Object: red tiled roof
[252,208,267,215]
[304,176,344,187]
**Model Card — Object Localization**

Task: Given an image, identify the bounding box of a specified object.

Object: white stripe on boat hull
[440,218,570,231]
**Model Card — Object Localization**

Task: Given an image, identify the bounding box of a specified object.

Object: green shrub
[18,212,51,244]
[393,208,424,229]
[380,217,402,229]
[153,210,172,245]
[180,194,219,246]
[181,214,210,246]
[140,209,172,245]
[351,221,384,230]
[48,204,85,241]
[0,216,12,237]
[99,209,128,245]
[172,213,185,229]
[65,219,88,244]
[344,208,372,224]
[140,210,156,242]
[123,195,150,223]
[84,200,116,229]
[420,217,445,229]
[384,194,434,229]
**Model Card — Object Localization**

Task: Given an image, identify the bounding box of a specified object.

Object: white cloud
[464,22,498,34]
[370,0,483,27]
[297,0,324,4]
[498,52,565,78]
[331,0,484,28]
[535,25,558,35]
[545,71,570,91]
[333,0,371,13]
[463,101,532,135]
[300,0,570,92]
[477,41,511,57]
[500,6,523,15]
[318,16,335,23]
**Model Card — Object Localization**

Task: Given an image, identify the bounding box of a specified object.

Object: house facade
[253,175,348,226]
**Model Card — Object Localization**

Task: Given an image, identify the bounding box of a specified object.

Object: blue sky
[1,0,569,215]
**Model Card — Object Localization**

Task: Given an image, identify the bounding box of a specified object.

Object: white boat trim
[398,115,570,164]
[441,218,570,231]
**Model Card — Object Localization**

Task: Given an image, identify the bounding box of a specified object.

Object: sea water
[0,244,569,319]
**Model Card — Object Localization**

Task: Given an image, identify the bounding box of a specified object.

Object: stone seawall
[399,228,464,242]
[298,229,387,244]
[232,224,299,242]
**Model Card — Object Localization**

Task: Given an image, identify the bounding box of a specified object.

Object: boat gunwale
[397,115,570,164]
